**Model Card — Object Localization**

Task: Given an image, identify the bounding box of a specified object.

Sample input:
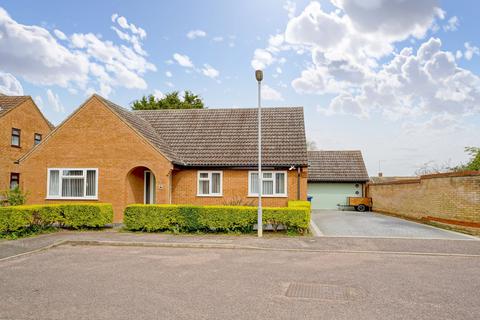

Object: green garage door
[308,182,362,210]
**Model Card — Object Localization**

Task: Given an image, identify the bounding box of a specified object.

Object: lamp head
[255,70,263,82]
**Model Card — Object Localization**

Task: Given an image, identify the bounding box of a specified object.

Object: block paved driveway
[311,210,475,240]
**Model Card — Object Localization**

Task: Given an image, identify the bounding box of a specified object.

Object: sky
[0,0,479,176]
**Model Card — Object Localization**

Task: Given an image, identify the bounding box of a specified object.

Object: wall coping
[369,170,480,186]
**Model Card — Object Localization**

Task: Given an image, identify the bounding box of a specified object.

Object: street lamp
[255,70,263,237]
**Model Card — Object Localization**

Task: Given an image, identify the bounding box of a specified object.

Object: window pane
[63,170,83,176]
[199,180,209,195]
[250,173,258,194]
[263,172,272,179]
[49,170,60,196]
[11,135,19,146]
[199,172,208,179]
[62,178,84,197]
[10,173,19,190]
[211,173,221,194]
[275,173,285,194]
[263,180,273,195]
[86,170,96,196]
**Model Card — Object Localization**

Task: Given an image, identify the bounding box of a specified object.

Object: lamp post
[255,70,263,237]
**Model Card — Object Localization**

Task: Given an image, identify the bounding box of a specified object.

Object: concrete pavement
[311,210,475,239]
[1,244,479,320]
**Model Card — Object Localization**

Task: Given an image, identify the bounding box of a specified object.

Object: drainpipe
[168,170,173,204]
[297,167,301,200]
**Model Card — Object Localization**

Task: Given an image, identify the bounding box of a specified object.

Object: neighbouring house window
[249,171,287,197]
[11,128,20,147]
[34,133,42,145]
[47,168,98,199]
[197,171,222,196]
[10,173,20,190]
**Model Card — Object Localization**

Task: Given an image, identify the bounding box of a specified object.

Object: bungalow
[0,94,53,192]
[307,150,369,210]
[18,95,308,222]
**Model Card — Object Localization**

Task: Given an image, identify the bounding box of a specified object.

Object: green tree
[454,147,480,171]
[131,91,204,110]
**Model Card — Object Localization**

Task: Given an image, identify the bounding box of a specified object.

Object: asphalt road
[1,245,479,320]
[311,210,474,239]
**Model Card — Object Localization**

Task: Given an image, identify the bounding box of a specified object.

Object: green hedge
[0,204,114,233]
[288,200,311,211]
[124,204,310,233]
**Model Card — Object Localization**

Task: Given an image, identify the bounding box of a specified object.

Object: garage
[307,150,369,210]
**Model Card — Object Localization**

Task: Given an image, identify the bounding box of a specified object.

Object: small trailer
[338,197,372,212]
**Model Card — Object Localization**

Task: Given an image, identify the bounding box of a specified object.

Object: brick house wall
[172,168,308,206]
[0,99,52,191]
[367,171,480,232]
[19,97,173,222]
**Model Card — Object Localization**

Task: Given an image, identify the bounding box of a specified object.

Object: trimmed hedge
[124,204,310,233]
[0,204,114,233]
[288,200,311,211]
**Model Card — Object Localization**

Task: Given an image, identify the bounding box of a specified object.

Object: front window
[47,168,98,199]
[34,133,42,145]
[249,171,287,197]
[11,128,20,147]
[10,173,20,190]
[197,171,222,196]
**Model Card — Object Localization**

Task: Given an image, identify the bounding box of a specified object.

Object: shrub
[288,200,311,211]
[1,187,28,206]
[0,203,114,234]
[124,204,310,234]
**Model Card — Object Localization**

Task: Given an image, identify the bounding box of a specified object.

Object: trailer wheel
[356,204,366,212]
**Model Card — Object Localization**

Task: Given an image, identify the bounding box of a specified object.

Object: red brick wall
[0,99,52,191]
[367,171,480,231]
[172,168,308,207]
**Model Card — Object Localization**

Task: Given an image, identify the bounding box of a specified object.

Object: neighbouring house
[0,94,53,192]
[18,95,308,222]
[307,150,369,210]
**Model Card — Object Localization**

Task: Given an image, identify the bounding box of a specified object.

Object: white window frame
[46,168,99,200]
[197,171,223,197]
[248,170,287,197]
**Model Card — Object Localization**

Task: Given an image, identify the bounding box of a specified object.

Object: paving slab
[311,210,475,240]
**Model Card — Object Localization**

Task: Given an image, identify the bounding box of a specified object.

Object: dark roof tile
[308,150,369,182]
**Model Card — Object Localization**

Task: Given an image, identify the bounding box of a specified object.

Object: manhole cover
[285,282,363,301]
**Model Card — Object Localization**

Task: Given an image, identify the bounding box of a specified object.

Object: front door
[144,171,156,204]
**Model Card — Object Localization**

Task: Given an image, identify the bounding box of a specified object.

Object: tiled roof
[96,95,179,162]
[307,150,369,182]
[135,107,308,167]
[0,95,29,117]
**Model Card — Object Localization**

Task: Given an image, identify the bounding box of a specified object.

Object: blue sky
[0,0,479,175]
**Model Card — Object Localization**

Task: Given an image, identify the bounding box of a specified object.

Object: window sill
[46,197,98,201]
[196,194,223,197]
[11,145,21,148]
[247,194,288,198]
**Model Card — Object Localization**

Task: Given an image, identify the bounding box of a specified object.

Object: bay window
[47,168,98,199]
[249,171,287,197]
[197,171,222,196]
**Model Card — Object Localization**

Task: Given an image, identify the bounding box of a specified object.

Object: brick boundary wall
[367,171,480,234]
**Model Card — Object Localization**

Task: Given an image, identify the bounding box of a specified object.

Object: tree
[131,91,204,110]
[453,147,480,171]
[307,140,318,151]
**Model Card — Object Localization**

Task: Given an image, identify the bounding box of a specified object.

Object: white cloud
[251,49,274,70]
[464,42,479,60]
[0,71,23,95]
[0,7,156,98]
[53,29,67,40]
[112,13,146,39]
[201,64,219,79]
[187,29,207,39]
[153,89,164,100]
[262,85,284,101]
[173,53,194,68]
[212,36,224,42]
[34,95,43,109]
[443,16,459,32]
[47,89,65,113]
[283,0,296,19]
[165,71,172,78]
